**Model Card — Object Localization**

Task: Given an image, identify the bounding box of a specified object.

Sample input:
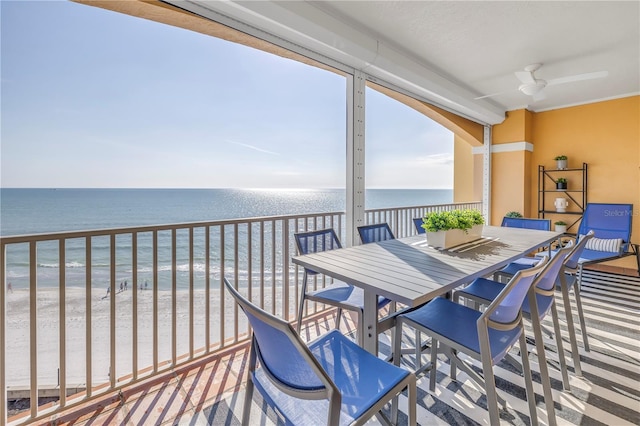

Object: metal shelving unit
[538,162,588,231]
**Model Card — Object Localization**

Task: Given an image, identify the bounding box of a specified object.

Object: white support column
[483,125,492,222]
[346,71,366,247]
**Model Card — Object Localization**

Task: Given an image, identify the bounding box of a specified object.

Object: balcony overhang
[172,0,506,125]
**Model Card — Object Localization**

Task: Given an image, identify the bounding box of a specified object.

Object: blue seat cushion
[308,281,391,311]
[579,248,621,262]
[498,257,540,276]
[457,277,504,303]
[401,297,522,364]
[252,330,410,425]
[458,278,554,321]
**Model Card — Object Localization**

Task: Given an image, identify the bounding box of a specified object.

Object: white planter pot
[555,224,567,233]
[556,159,567,169]
[426,225,483,249]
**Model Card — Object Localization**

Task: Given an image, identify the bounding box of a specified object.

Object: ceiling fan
[475,63,608,102]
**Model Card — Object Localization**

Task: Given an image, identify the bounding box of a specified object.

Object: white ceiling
[176,1,639,124]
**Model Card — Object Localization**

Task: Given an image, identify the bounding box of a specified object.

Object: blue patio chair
[454,244,574,397]
[575,203,634,266]
[357,222,395,244]
[493,217,551,282]
[224,278,417,426]
[496,231,595,361]
[413,217,426,234]
[393,259,549,426]
[294,228,391,345]
[501,216,551,230]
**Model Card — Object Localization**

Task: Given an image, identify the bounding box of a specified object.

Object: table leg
[362,290,378,354]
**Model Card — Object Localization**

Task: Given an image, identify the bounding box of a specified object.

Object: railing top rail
[0,210,346,244]
[365,201,482,214]
[0,202,482,244]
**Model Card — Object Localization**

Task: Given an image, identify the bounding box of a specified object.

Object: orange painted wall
[491,150,531,222]
[530,96,639,245]
[492,109,533,144]
[453,135,475,202]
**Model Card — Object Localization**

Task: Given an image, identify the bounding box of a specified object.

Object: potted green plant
[504,211,523,218]
[554,220,567,233]
[556,177,567,190]
[555,155,568,169]
[421,209,484,248]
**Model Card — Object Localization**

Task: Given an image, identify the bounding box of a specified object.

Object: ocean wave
[38,261,85,269]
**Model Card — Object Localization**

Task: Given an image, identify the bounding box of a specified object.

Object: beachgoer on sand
[7,282,13,293]
[120,282,123,292]
[124,280,128,291]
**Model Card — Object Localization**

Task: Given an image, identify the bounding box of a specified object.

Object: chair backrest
[486,257,548,325]
[577,203,633,246]
[501,217,551,231]
[357,223,395,244]
[294,228,342,276]
[564,230,594,270]
[413,218,426,234]
[533,244,574,292]
[224,278,329,393]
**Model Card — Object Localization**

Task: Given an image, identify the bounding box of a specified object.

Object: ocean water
[1,188,452,289]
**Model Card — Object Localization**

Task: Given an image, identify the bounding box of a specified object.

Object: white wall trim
[473,141,533,154]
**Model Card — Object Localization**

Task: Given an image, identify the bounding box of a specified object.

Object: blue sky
[1,1,453,189]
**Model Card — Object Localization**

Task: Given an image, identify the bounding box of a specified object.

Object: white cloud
[226,140,281,156]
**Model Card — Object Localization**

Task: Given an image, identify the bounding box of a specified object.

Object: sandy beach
[5,285,269,391]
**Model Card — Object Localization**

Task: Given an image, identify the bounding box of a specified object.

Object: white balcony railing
[0,201,481,424]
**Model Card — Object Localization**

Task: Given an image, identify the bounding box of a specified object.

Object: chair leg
[393,319,404,367]
[559,276,582,376]
[573,271,590,352]
[296,274,309,335]
[551,302,571,390]
[529,306,557,425]
[242,342,258,426]
[407,375,417,426]
[480,345,502,425]
[415,329,422,369]
[429,338,438,391]
[335,307,343,330]
[356,310,364,347]
[518,331,540,426]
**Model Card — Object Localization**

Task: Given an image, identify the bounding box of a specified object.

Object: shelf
[539,211,584,215]
[541,168,585,172]
[538,163,587,228]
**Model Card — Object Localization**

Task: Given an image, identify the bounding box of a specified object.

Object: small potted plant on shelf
[421,209,484,249]
[555,155,568,169]
[505,211,523,218]
[554,220,567,233]
[556,177,567,190]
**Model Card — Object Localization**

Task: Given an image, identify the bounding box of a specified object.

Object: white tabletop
[292,225,560,353]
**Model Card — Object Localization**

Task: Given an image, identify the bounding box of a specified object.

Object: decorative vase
[426,225,483,249]
[556,159,567,169]
[554,197,569,212]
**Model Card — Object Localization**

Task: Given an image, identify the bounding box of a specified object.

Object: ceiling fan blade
[515,70,536,84]
[547,71,608,86]
[474,91,508,100]
[532,91,547,102]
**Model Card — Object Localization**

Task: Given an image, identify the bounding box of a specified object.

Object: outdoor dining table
[291,225,560,354]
